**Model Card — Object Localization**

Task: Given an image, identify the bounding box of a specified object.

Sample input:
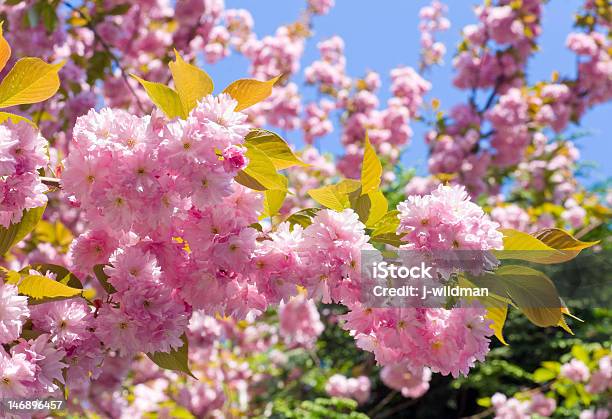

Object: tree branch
[62,1,146,113]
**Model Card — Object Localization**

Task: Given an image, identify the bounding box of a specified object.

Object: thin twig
[62,1,146,113]
[40,177,62,188]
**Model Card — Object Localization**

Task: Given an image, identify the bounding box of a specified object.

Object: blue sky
[210,0,611,183]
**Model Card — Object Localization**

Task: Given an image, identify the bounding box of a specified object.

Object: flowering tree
[0,0,610,417]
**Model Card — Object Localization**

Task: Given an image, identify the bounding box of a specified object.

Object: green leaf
[244,129,307,170]
[0,205,46,255]
[469,265,563,327]
[130,74,185,119]
[261,189,287,219]
[534,228,599,252]
[370,210,400,236]
[0,58,64,108]
[494,228,597,264]
[285,208,321,229]
[360,134,382,195]
[222,75,280,112]
[18,275,82,301]
[169,50,214,115]
[486,301,509,345]
[533,367,557,383]
[146,334,196,378]
[571,345,590,364]
[239,144,288,191]
[308,179,361,211]
[93,264,116,294]
[0,111,36,127]
[369,232,406,247]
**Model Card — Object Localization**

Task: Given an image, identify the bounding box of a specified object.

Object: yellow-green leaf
[470,265,563,327]
[0,205,46,255]
[245,129,307,170]
[18,275,82,300]
[0,111,36,127]
[169,50,214,115]
[285,208,321,229]
[370,210,400,236]
[494,228,594,264]
[147,334,196,378]
[308,179,361,211]
[360,134,382,195]
[223,75,280,112]
[240,144,288,191]
[261,189,287,219]
[534,228,599,251]
[486,302,509,345]
[0,58,65,108]
[0,21,11,73]
[365,190,388,226]
[130,74,185,119]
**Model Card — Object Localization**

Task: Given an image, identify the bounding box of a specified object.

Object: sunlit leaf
[0,21,11,73]
[494,228,596,264]
[26,263,82,289]
[130,74,185,119]
[245,129,307,170]
[0,58,64,108]
[0,111,36,127]
[308,179,361,211]
[223,75,280,112]
[360,134,382,195]
[18,275,82,301]
[169,49,214,115]
[237,144,288,191]
[486,301,509,345]
[261,189,287,219]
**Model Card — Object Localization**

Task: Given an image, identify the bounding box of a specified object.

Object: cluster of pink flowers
[325,374,371,404]
[398,184,503,254]
[491,391,556,419]
[0,121,49,227]
[561,358,592,383]
[0,333,66,398]
[308,0,335,15]
[278,294,324,348]
[418,0,450,68]
[0,282,29,344]
[380,362,432,398]
[337,185,500,377]
[343,304,493,378]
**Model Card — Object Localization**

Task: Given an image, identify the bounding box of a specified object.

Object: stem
[41,177,62,188]
[61,1,146,113]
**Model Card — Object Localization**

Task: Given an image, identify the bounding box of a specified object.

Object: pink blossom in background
[278,294,324,348]
[380,362,432,398]
[325,374,371,404]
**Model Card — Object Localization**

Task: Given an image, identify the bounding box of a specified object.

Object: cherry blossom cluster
[338,185,501,377]
[491,391,557,419]
[0,121,49,227]
[380,362,432,399]
[278,293,324,348]
[487,346,611,419]
[301,30,432,180]
[418,0,450,69]
[325,374,371,404]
